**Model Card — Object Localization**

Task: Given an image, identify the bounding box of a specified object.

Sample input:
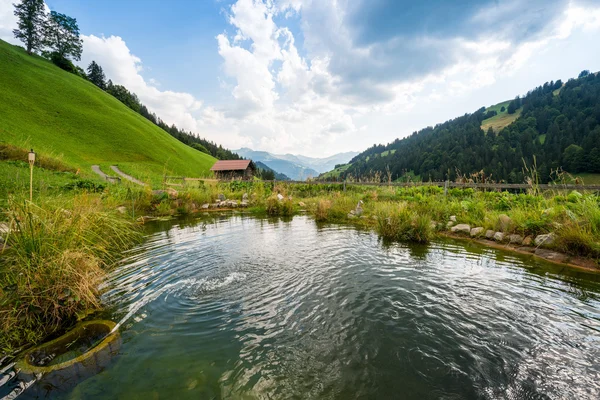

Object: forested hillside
[338,71,600,183]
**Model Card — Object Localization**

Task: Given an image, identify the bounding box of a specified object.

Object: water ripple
[55,215,600,400]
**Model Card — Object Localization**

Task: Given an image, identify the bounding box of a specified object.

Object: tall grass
[0,194,141,352]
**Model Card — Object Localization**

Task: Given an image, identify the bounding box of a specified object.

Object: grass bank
[2,160,600,352]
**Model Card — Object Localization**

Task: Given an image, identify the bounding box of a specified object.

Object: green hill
[0,39,216,184]
[326,72,600,184]
[481,100,522,133]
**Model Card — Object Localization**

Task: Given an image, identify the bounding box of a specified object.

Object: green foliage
[86,60,106,89]
[266,195,294,216]
[341,72,600,183]
[375,203,432,243]
[12,0,45,55]
[49,51,76,73]
[43,11,83,61]
[191,143,210,155]
[62,179,105,192]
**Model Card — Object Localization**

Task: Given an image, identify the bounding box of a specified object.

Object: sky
[1,0,600,157]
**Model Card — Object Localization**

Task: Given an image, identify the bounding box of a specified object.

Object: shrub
[376,203,432,243]
[266,195,294,216]
[315,199,331,221]
[50,52,77,73]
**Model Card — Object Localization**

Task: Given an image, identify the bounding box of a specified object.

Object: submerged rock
[535,248,567,263]
[485,230,495,239]
[470,227,484,237]
[493,232,505,242]
[508,234,524,245]
[451,224,471,234]
[535,233,556,247]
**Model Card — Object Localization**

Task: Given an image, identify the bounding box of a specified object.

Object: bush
[63,179,105,192]
[50,52,76,73]
[376,203,433,243]
[266,195,294,216]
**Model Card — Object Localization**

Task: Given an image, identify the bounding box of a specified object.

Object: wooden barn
[210,159,256,180]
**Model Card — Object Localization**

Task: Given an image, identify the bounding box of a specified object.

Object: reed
[0,194,141,352]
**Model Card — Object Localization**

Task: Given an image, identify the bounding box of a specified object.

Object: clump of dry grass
[0,194,141,352]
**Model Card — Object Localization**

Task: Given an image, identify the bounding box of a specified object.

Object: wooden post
[343,180,346,192]
[444,180,448,196]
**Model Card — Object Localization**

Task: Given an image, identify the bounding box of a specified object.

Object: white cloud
[1,0,600,158]
[0,0,18,44]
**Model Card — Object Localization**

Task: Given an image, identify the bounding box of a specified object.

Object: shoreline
[441,232,600,273]
[147,208,600,273]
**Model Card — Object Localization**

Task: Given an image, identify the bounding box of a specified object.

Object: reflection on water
[38,215,600,398]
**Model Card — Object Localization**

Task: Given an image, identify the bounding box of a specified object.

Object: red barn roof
[210,159,254,171]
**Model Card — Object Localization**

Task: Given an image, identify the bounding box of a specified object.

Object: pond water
[51,215,600,398]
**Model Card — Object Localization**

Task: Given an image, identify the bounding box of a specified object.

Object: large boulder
[535,233,556,247]
[498,214,512,232]
[508,234,524,245]
[470,227,484,237]
[451,224,471,234]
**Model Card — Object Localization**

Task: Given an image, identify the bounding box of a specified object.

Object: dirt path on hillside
[91,165,109,179]
[110,165,146,186]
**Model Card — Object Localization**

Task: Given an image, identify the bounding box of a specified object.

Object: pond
[35,215,600,398]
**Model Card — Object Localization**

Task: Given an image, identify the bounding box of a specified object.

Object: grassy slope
[481,100,522,133]
[0,40,216,184]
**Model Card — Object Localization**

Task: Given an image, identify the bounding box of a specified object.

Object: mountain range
[234,148,358,181]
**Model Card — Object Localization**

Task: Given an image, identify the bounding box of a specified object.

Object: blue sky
[1,0,600,157]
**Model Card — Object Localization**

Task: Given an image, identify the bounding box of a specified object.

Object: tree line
[339,71,600,183]
[12,0,241,161]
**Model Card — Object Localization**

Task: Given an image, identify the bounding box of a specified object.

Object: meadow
[2,151,600,354]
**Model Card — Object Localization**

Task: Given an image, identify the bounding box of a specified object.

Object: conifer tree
[87,61,106,89]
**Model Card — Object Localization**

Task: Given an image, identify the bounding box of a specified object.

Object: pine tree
[12,0,46,55]
[87,61,106,89]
